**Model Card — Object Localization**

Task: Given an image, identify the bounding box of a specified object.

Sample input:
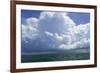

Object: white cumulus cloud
[22,17,39,43]
[22,11,90,50]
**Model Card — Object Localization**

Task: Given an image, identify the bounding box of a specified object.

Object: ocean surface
[21,48,90,63]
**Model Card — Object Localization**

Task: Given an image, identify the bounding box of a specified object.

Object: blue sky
[21,10,90,53]
[68,12,90,25]
[21,10,90,25]
[21,10,41,24]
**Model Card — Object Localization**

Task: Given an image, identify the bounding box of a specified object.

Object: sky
[21,10,90,25]
[21,10,90,53]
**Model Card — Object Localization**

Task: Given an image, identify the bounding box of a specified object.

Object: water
[21,49,90,63]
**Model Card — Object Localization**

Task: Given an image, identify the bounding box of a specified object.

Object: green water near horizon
[21,52,90,63]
